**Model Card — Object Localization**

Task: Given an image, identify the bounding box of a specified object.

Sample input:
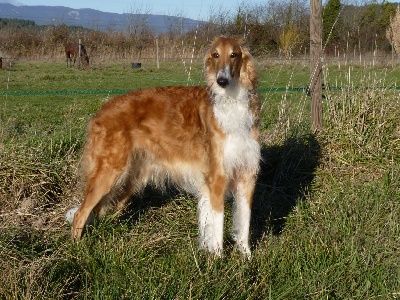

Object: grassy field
[0,59,399,299]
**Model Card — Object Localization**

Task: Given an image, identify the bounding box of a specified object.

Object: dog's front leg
[232,172,256,257]
[197,194,224,256]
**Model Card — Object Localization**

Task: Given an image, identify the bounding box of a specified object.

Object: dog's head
[204,37,257,93]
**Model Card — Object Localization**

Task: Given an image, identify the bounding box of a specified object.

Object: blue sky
[7,0,261,20]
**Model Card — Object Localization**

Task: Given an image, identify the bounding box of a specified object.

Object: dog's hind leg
[72,164,126,240]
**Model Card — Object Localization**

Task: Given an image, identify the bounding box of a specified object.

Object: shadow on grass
[120,185,181,225]
[251,133,321,243]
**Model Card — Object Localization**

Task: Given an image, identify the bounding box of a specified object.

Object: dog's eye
[212,53,219,59]
[230,53,238,58]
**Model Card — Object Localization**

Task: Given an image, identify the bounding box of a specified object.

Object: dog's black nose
[217,77,229,88]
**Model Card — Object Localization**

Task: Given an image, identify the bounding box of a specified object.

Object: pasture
[0,60,399,299]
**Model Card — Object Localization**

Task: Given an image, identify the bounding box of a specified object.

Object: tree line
[0,0,398,61]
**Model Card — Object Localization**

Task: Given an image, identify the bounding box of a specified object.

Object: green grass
[0,60,399,299]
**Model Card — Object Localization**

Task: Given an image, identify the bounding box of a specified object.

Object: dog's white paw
[66,206,95,225]
[65,206,80,224]
[237,243,252,259]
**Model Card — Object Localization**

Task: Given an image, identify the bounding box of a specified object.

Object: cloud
[0,0,24,6]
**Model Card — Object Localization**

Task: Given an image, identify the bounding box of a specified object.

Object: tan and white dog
[70,36,261,257]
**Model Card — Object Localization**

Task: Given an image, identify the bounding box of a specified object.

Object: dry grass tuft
[0,142,80,238]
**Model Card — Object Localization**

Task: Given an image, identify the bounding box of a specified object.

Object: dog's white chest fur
[212,87,260,176]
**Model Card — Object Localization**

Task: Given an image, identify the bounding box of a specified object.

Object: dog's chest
[212,93,260,175]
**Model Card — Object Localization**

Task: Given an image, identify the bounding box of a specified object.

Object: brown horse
[65,43,89,68]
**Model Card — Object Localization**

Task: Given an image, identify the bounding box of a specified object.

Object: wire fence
[1,85,399,97]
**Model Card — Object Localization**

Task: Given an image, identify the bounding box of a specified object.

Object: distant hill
[0,3,202,33]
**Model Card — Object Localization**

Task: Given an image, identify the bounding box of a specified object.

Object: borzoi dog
[70,36,261,257]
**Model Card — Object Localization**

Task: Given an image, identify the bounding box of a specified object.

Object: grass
[0,59,399,299]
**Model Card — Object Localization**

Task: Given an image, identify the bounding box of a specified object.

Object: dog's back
[82,86,216,194]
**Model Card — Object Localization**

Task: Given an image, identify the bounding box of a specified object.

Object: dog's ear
[239,43,257,90]
[203,38,216,72]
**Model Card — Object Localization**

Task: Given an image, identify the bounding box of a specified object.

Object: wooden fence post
[310,0,323,132]
[156,38,160,69]
[78,38,82,68]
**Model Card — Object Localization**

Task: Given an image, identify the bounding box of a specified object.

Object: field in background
[0,60,399,299]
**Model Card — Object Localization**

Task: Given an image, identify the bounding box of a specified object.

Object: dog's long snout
[216,67,231,88]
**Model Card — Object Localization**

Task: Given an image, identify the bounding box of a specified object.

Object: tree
[279,25,301,57]
[322,0,341,48]
[386,5,400,54]
[379,1,397,30]
[359,1,396,51]
[278,0,305,57]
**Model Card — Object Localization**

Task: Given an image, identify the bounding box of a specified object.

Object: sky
[5,0,261,21]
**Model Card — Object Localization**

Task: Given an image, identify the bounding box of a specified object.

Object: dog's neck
[209,85,260,176]
[210,85,253,134]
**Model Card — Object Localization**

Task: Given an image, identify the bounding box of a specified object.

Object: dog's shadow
[120,134,321,245]
[251,134,321,242]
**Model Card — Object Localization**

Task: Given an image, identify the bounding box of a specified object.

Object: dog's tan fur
[71,37,260,256]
